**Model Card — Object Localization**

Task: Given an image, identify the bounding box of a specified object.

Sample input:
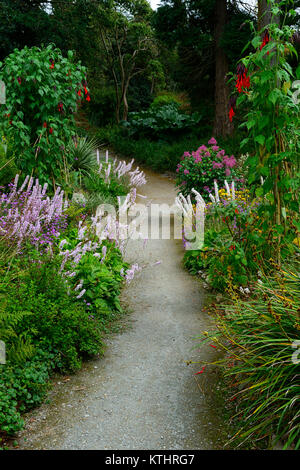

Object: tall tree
[95,0,155,122]
[213,0,233,137]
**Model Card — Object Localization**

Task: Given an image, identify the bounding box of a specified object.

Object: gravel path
[18,167,228,450]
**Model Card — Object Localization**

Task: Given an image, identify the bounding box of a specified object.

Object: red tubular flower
[229,106,235,122]
[77,89,82,97]
[84,86,88,95]
[49,127,53,134]
[58,102,63,112]
[195,366,206,375]
[43,122,47,128]
[260,29,270,51]
[235,64,250,94]
[49,58,55,69]
[17,77,22,85]
[86,94,90,102]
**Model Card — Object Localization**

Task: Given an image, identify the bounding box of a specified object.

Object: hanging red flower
[235,64,250,94]
[49,59,55,69]
[84,86,88,95]
[228,95,237,122]
[86,94,90,102]
[43,122,47,128]
[58,102,63,112]
[260,29,270,52]
[77,89,82,97]
[49,127,53,134]
[17,77,22,85]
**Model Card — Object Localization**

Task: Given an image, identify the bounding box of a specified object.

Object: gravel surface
[17,166,228,450]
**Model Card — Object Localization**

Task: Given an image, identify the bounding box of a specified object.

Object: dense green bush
[122,103,202,140]
[0,44,89,183]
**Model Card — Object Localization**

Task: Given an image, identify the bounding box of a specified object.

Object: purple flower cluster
[0,175,67,252]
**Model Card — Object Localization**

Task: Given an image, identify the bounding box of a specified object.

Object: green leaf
[254,135,265,145]
[268,89,281,105]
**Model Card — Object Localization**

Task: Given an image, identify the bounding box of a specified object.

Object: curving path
[18,166,228,450]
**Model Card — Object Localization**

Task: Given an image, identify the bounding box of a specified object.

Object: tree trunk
[122,86,129,121]
[213,0,233,137]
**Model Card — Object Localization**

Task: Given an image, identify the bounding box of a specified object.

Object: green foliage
[0,350,54,435]
[200,264,300,449]
[68,136,99,175]
[0,230,128,434]
[0,135,18,186]
[69,242,128,314]
[182,186,292,290]
[234,4,300,262]
[123,103,202,139]
[96,126,209,171]
[83,170,129,203]
[0,45,88,183]
[150,93,182,109]
[87,85,117,127]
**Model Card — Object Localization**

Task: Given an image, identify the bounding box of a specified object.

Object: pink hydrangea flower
[212,145,219,152]
[184,169,190,175]
[208,137,217,145]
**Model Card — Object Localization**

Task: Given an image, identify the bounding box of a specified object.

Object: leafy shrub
[122,103,202,140]
[150,93,182,109]
[175,137,241,200]
[0,350,54,435]
[183,182,298,291]
[68,242,128,314]
[2,253,104,372]
[83,171,128,202]
[0,45,89,183]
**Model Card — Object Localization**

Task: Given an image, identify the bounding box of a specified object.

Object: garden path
[18,165,228,450]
